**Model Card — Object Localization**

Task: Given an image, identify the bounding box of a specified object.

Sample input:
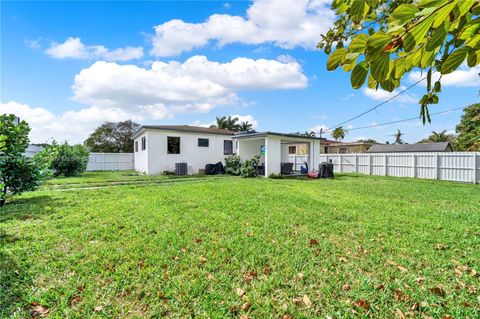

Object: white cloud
[1,101,140,144]
[408,65,480,87]
[72,55,307,117]
[46,37,143,61]
[309,124,328,133]
[362,87,417,104]
[150,0,334,56]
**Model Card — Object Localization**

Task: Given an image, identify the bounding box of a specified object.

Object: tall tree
[419,130,457,143]
[394,129,404,144]
[238,121,253,132]
[210,116,240,131]
[357,138,378,144]
[304,131,316,137]
[456,103,480,151]
[84,120,140,153]
[331,126,347,141]
[319,0,480,123]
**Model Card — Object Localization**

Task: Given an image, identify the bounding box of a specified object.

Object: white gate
[87,153,134,171]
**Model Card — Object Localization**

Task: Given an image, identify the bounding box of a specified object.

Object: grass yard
[1,172,479,318]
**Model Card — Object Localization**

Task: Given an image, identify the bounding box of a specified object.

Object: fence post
[384,154,387,176]
[434,154,439,180]
[369,154,373,175]
[473,153,478,184]
[412,154,416,178]
[339,155,342,173]
[354,154,358,173]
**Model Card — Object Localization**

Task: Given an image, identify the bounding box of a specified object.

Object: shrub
[34,141,60,179]
[50,143,89,177]
[268,173,285,179]
[240,155,260,178]
[224,154,241,176]
[0,115,42,205]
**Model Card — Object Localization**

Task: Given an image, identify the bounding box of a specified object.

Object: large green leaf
[467,49,480,67]
[394,58,406,79]
[327,48,347,71]
[433,2,455,28]
[459,23,480,41]
[411,14,435,43]
[350,0,366,24]
[403,32,416,52]
[370,52,390,82]
[455,0,475,17]
[389,4,419,25]
[366,32,392,55]
[349,34,369,53]
[426,22,447,51]
[420,49,436,68]
[441,46,471,74]
[351,61,369,89]
[380,78,399,92]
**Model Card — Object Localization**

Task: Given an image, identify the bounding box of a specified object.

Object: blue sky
[1,0,479,144]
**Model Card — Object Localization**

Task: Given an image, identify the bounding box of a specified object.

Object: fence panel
[87,153,134,171]
[319,152,480,184]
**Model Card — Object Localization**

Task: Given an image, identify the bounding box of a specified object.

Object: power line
[324,76,427,132]
[346,105,466,132]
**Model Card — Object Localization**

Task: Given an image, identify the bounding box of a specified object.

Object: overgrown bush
[34,141,60,179]
[240,155,260,178]
[0,115,42,205]
[224,154,241,175]
[268,173,285,179]
[50,143,89,177]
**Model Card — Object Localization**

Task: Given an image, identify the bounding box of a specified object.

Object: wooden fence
[319,152,480,184]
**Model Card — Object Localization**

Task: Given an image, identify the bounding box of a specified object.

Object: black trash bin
[318,162,334,178]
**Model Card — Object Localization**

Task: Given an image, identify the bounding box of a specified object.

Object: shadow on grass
[0,230,31,317]
[0,195,57,223]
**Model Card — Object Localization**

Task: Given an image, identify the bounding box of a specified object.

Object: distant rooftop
[132,125,234,139]
[367,142,453,153]
[232,131,325,141]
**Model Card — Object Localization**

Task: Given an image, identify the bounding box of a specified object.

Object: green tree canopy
[418,129,457,145]
[456,103,480,150]
[84,120,140,153]
[319,0,480,123]
[210,116,253,132]
[332,126,347,140]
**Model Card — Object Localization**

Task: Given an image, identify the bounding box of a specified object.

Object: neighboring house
[24,144,45,157]
[367,142,453,153]
[132,125,235,174]
[322,141,374,154]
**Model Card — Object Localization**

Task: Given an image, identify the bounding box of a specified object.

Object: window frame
[135,141,138,152]
[288,146,297,154]
[198,138,209,147]
[141,137,146,151]
[223,140,233,155]
[167,136,181,154]
[339,147,347,154]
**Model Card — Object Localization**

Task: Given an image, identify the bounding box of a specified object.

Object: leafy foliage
[84,120,140,153]
[357,138,378,144]
[418,130,457,147]
[319,0,480,123]
[0,115,42,204]
[331,126,347,141]
[50,143,90,177]
[240,155,261,178]
[33,142,60,179]
[210,116,254,132]
[394,129,404,144]
[456,103,480,150]
[224,154,242,176]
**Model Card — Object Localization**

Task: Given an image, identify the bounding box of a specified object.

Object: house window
[288,146,297,154]
[141,137,146,150]
[224,140,233,155]
[324,146,328,154]
[339,147,347,154]
[167,136,180,154]
[198,138,209,147]
[135,141,138,152]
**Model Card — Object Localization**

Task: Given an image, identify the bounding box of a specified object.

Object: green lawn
[1,172,479,318]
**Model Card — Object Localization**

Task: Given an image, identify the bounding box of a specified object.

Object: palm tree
[331,127,346,141]
[420,130,455,143]
[394,129,404,144]
[238,121,253,132]
[210,116,239,131]
[304,131,316,137]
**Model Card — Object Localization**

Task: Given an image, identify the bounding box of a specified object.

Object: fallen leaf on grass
[339,257,348,263]
[352,299,369,310]
[430,286,446,297]
[30,303,49,317]
[282,315,293,319]
[181,247,187,254]
[246,232,253,237]
[68,295,81,307]
[471,269,477,277]
[394,289,410,302]
[195,238,202,243]
[454,268,462,276]
[239,315,249,319]
[241,302,251,311]
[309,239,319,246]
[94,305,103,312]
[294,273,304,280]
[244,271,257,284]
[377,284,385,290]
[342,284,351,291]
[263,266,272,275]
[236,288,246,297]
[198,255,207,263]
[302,294,312,307]
[396,309,405,319]
[385,259,408,272]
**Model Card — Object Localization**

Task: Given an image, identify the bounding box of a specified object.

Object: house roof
[232,131,325,141]
[326,141,374,147]
[367,142,452,153]
[132,125,234,139]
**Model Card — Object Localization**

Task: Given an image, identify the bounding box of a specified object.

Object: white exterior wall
[87,153,134,171]
[265,136,282,176]
[319,152,480,184]
[237,138,265,164]
[134,132,149,173]
[134,130,233,175]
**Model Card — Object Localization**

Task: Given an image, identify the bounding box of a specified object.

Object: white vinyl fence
[87,153,134,171]
[319,152,480,184]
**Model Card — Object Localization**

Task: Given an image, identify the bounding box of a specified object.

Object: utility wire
[345,105,466,132]
[324,76,427,132]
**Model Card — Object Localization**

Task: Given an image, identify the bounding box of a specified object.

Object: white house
[132,125,235,174]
